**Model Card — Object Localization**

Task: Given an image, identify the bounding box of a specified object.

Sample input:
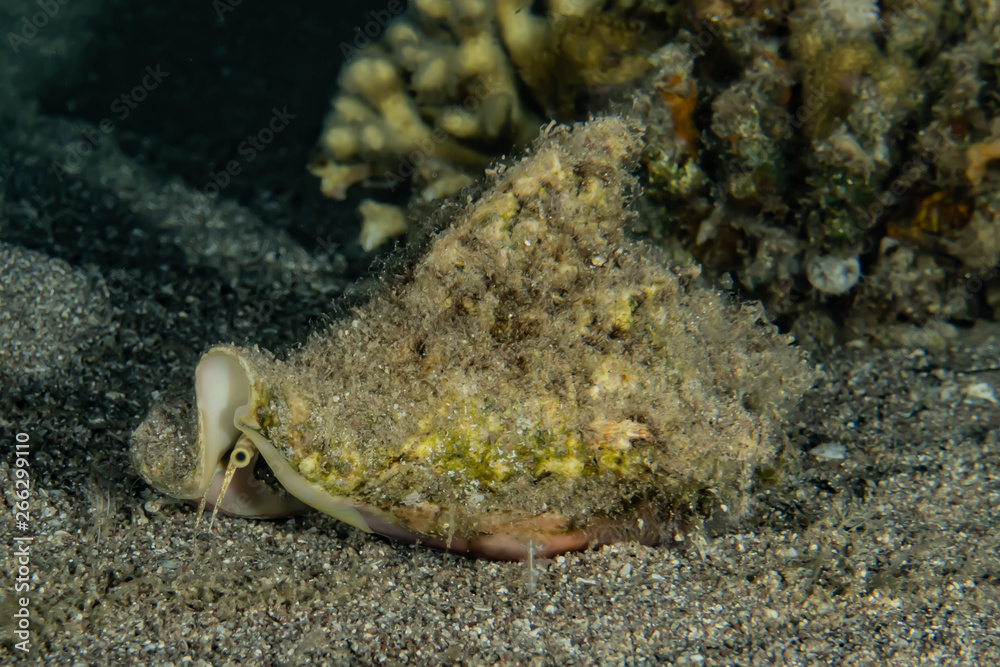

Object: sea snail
[130,118,813,560]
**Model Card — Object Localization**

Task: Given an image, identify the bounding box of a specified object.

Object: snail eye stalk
[231,441,255,468]
[195,437,259,533]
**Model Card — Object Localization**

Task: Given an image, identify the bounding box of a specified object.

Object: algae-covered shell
[131,118,814,560]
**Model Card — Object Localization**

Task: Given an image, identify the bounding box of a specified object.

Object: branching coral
[310,0,670,249]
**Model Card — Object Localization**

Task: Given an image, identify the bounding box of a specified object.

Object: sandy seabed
[1,0,999,663]
[4,312,1000,664]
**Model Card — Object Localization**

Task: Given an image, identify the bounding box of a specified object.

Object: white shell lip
[197,346,376,533]
[193,348,252,499]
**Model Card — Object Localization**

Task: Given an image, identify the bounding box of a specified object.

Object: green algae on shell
[130,117,815,560]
